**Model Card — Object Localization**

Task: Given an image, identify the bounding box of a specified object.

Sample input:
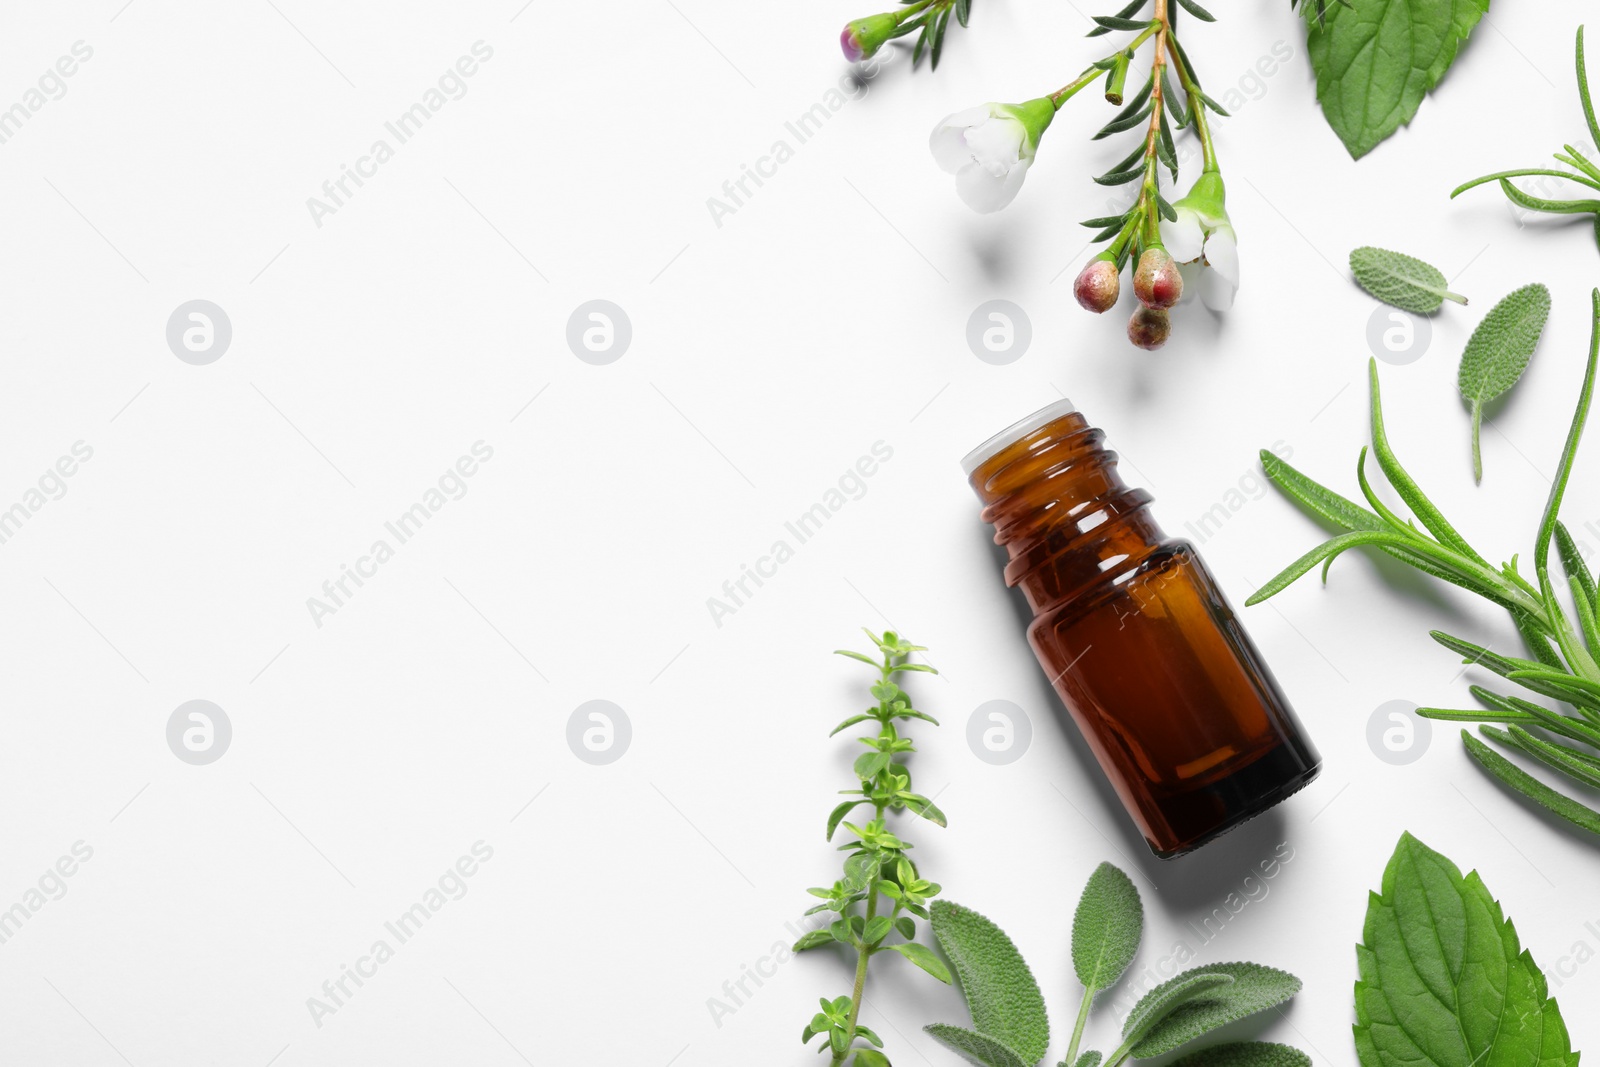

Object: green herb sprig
[924,862,1307,1067]
[1355,834,1578,1067]
[1453,27,1600,255]
[796,630,952,1067]
[1248,290,1600,837]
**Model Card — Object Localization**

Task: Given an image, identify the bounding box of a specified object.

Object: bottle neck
[967,409,1164,615]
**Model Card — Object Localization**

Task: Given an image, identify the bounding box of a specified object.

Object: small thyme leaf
[1349,246,1467,313]
[1458,283,1551,482]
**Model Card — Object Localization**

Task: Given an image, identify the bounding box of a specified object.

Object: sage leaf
[1125,963,1302,1057]
[1169,1043,1312,1067]
[1070,862,1142,999]
[1355,832,1579,1067]
[1120,972,1233,1050]
[1459,283,1551,482]
[1307,0,1489,158]
[929,901,1049,1063]
[1072,1053,1102,1067]
[1349,247,1467,313]
[924,1025,1032,1067]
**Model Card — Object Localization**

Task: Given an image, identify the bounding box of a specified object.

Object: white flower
[929,100,1053,214]
[1159,175,1238,312]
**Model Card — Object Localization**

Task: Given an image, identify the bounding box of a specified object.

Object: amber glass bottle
[964,400,1320,858]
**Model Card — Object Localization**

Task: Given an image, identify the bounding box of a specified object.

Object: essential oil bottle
[964,399,1320,858]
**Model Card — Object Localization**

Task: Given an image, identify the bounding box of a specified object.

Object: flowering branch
[841,0,1239,350]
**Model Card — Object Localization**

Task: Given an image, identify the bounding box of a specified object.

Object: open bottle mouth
[959,398,1078,476]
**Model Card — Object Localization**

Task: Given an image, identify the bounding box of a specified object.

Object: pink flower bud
[1073,258,1120,314]
[1127,306,1171,350]
[841,14,897,62]
[1133,247,1183,309]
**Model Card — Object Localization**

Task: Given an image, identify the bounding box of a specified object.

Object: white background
[1,1,1598,1064]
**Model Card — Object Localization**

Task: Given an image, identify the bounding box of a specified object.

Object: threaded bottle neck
[966,404,1163,614]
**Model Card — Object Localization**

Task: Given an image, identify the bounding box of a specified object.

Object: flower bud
[841,14,898,62]
[1073,258,1120,314]
[1127,306,1171,350]
[1133,247,1183,309]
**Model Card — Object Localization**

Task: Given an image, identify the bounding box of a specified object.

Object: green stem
[831,890,878,1067]
[1165,26,1218,173]
[830,649,898,1067]
[1050,22,1159,109]
[893,0,937,22]
[1062,988,1095,1067]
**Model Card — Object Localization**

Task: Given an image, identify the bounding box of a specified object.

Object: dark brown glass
[965,401,1320,857]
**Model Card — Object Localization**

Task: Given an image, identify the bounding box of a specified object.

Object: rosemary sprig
[1249,289,1600,837]
[1452,26,1600,255]
[797,630,952,1067]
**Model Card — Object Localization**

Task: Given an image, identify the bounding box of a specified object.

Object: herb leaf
[1462,729,1600,835]
[1070,862,1143,999]
[1349,246,1467,313]
[1306,0,1489,159]
[1354,833,1579,1067]
[928,901,1050,1063]
[1124,963,1302,1057]
[1459,283,1551,482]
[885,941,953,983]
[925,1025,1032,1067]
[1169,1043,1312,1067]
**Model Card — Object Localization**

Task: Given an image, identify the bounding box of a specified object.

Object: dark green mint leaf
[1307,0,1489,158]
[1355,832,1579,1067]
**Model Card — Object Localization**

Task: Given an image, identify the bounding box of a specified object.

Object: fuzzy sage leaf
[928,900,1050,1063]
[1349,246,1467,313]
[1459,283,1550,482]
[1071,862,1142,1000]
[1123,963,1302,1057]
[925,1025,1033,1067]
[1169,1044,1311,1067]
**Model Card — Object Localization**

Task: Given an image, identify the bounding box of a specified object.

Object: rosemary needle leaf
[1496,724,1600,790]
[1464,728,1600,834]
[1366,359,1489,565]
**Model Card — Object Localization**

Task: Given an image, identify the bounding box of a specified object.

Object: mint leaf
[1307,0,1489,159]
[1071,862,1143,1001]
[1459,283,1551,482]
[1169,1043,1311,1067]
[1349,246,1467,313]
[924,1025,1033,1067]
[929,901,1049,1063]
[1354,833,1579,1067]
[1125,963,1301,1056]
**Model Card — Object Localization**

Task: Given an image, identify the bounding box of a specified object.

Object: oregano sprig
[1249,290,1600,839]
[797,629,952,1067]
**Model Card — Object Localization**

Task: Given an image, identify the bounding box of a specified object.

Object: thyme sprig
[1249,290,1600,837]
[797,630,952,1067]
